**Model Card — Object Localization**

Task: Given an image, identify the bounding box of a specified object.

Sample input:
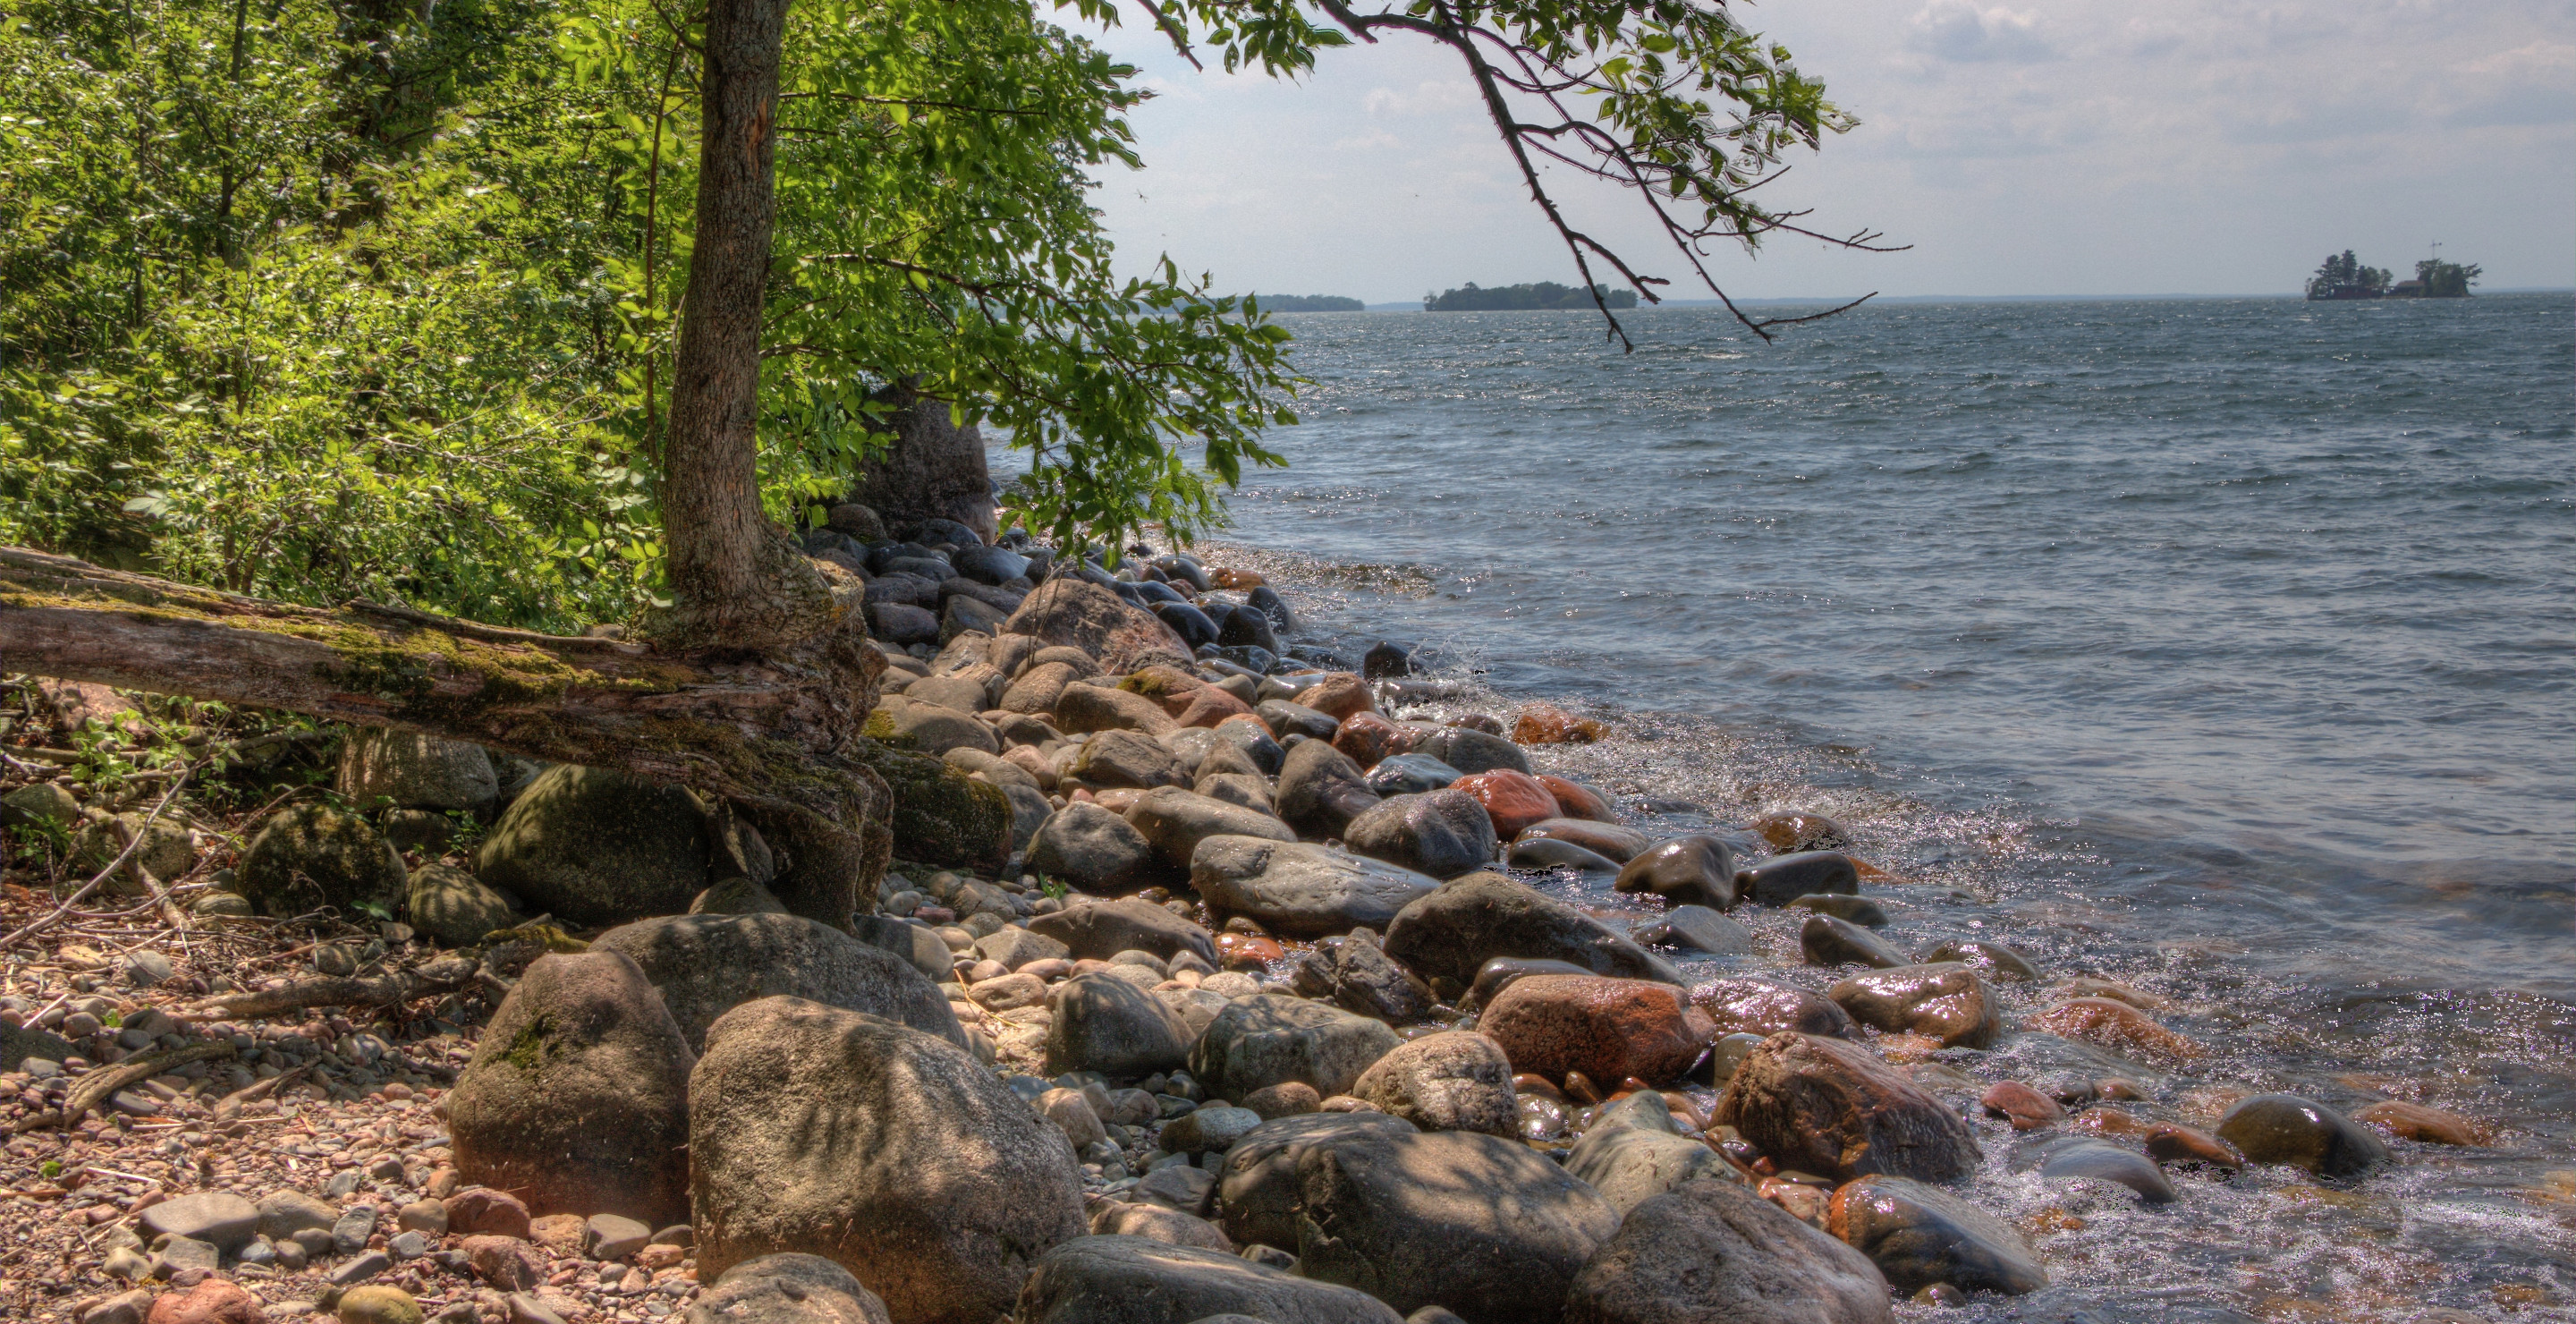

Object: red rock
[1512,703,1605,745]
[1979,1082,2064,1131]
[1173,687,1253,729]
[1751,811,1848,853]
[1330,712,1405,770]
[2027,997,2199,1061]
[2355,1100,2487,1146]
[1210,567,1266,589]
[1451,769,1562,840]
[2067,1108,2146,1137]
[1534,776,1614,822]
[442,1187,533,1240]
[2142,1123,2241,1170]
[1479,973,1717,1089]
[1300,672,1376,721]
[463,1233,547,1291]
[1215,933,1284,971]
[145,1279,264,1324]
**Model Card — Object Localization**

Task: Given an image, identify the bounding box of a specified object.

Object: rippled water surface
[1013,294,2576,1318]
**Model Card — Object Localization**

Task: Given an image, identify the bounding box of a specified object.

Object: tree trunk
[656,0,830,652]
[0,547,889,929]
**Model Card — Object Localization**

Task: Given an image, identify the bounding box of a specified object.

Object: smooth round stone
[1736,851,1861,907]
[2216,1094,2392,1177]
[1788,893,1888,927]
[1751,811,1849,853]
[1506,838,1622,873]
[1465,956,1594,1011]
[1707,1032,1767,1086]
[1514,819,1651,863]
[337,1285,425,1324]
[1919,938,2039,982]
[1365,753,1464,796]
[1799,913,1905,969]
[1612,836,1737,910]
[1156,602,1220,649]
[2034,1138,2177,1203]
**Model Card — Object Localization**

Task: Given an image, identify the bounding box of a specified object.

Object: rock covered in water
[1350,1031,1518,1136]
[690,997,1085,1324]
[1409,728,1532,777]
[1736,851,1861,907]
[2026,997,2199,1062]
[1714,1033,1981,1184]
[1826,963,2003,1049]
[1563,1177,1894,1324]
[1512,703,1605,745]
[1190,837,1441,938]
[1563,1092,1748,1218]
[593,912,962,1053]
[1826,1174,2046,1295]
[1919,938,2039,982]
[1519,819,1652,863]
[2029,1137,2178,1203]
[2216,1093,2392,1177]
[1366,752,1465,796]
[1382,872,1682,989]
[1612,836,1737,911]
[1690,978,1861,1040]
[448,950,696,1227]
[1479,974,1717,1088]
[1800,914,1905,970]
[1631,905,1753,956]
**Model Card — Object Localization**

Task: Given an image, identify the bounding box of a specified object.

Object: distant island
[1424,281,1638,311]
[1255,294,1366,311]
[2306,250,2479,301]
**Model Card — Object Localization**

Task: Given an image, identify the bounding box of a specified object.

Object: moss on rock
[854,742,1013,873]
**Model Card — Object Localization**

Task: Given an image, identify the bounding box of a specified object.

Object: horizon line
[1263,288,2575,309]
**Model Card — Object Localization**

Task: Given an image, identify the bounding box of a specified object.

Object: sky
[1063,0,2576,302]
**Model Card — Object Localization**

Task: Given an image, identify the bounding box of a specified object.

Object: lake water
[1053,293,2575,1319]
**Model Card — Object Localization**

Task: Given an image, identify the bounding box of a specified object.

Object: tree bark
[657,0,830,652]
[0,547,889,929]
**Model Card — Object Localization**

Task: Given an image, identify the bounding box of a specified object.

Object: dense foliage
[2410,259,2480,299]
[2306,250,2392,301]
[1255,294,1365,312]
[1,0,1296,628]
[1424,281,1639,311]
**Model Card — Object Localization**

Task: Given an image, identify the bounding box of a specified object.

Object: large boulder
[691,997,1086,1324]
[1712,1033,1980,1184]
[405,861,521,949]
[852,744,1013,873]
[1563,1093,1745,1218]
[683,1253,892,1324]
[1030,898,1216,965]
[1382,872,1682,990]
[1826,1175,2046,1295]
[1046,972,1196,1077]
[476,765,709,926]
[593,912,963,1053]
[1189,837,1439,938]
[448,950,695,1227]
[1216,1112,1419,1250]
[1275,740,1382,840]
[1349,1031,1515,1136]
[1189,994,1401,1101]
[844,384,999,544]
[337,729,497,811]
[237,803,408,920]
[1292,1128,1621,1324]
[1564,1178,1894,1324]
[1125,787,1294,870]
[1068,730,1189,789]
[1028,802,1161,895]
[1825,963,2002,1049]
[1343,790,1496,880]
[1004,580,1195,676]
[1013,1235,1402,1324]
[1478,975,1716,1088]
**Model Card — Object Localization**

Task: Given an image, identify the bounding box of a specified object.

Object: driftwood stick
[14,1040,239,1133]
[182,956,479,1021]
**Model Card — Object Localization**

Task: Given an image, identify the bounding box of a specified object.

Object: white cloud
[1906,1,2054,63]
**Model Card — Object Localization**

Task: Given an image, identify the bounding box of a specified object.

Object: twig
[181,956,479,1021]
[211,1065,310,1125]
[14,1040,238,1133]
[0,765,194,952]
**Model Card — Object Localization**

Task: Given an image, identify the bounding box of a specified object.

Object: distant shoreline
[1326,288,2574,311]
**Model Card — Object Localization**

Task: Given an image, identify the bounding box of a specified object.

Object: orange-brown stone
[1210,567,1266,589]
[1979,1081,2064,1131]
[1452,769,1562,840]
[2355,1100,2487,1146]
[1174,686,1253,729]
[1479,973,1717,1088]
[1752,811,1848,853]
[2142,1122,2241,1170]
[2027,997,2200,1061]
[1331,712,1406,770]
[1535,775,1614,821]
[1513,703,1605,745]
[1299,672,1376,721]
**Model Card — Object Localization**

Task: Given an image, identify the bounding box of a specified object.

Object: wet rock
[1013,1235,1402,1324]
[691,997,1085,1324]
[1751,812,1850,853]
[2032,1138,2176,1203]
[1799,915,1905,970]
[1512,703,1604,746]
[1292,1128,1621,1323]
[1365,752,1463,796]
[1508,839,1623,873]
[1518,820,1651,863]
[474,766,708,926]
[1564,1177,1894,1324]
[1275,741,1383,839]
[1047,972,1195,1077]
[1004,580,1196,676]
[238,802,408,920]
[594,912,963,1053]
[1190,994,1402,1101]
[1298,673,1376,722]
[1448,770,1559,841]
[1383,871,1683,990]
[1738,853,1860,908]
[1630,905,1752,956]
[1825,963,2002,1049]
[1918,938,2038,982]
[1465,956,1596,1010]
[1127,787,1294,870]
[1343,790,1496,880]
[1788,895,1887,928]
[1979,1082,2064,1130]
[1216,1111,1422,1250]
[1826,1183,2046,1306]
[1362,641,1410,679]
[1480,975,1716,1088]
[2355,1099,2487,1146]
[1409,728,1532,777]
[1027,802,1160,895]
[1563,1092,1748,1218]
[1714,1033,1981,1183]
[1030,898,1216,964]
[1191,837,1440,938]
[1329,712,1406,770]
[2026,997,2199,1062]
[1292,933,1438,1023]
[1208,717,1286,777]
[140,1194,259,1254]
[449,950,695,1227]
[1350,1031,1516,1136]
[683,1252,891,1324]
[338,729,498,812]
[2142,1124,2242,1171]
[2216,1094,2392,1177]
[1612,837,1737,911]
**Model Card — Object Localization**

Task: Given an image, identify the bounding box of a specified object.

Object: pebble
[336,1285,426,1324]
[1799,913,1906,969]
[327,1250,393,1286]
[2033,1137,2179,1203]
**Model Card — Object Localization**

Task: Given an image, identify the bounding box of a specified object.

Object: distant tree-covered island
[2306,250,2479,301]
[1424,281,1639,311]
[1256,294,1367,311]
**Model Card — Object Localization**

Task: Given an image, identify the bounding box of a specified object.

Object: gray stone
[1126,788,1294,870]
[237,802,408,919]
[690,876,792,917]
[1216,1112,1421,1251]
[257,1190,337,1242]
[1048,972,1196,1078]
[1028,802,1162,895]
[1630,905,1753,955]
[1030,898,1216,964]
[138,1192,259,1252]
[1798,914,1905,970]
[1563,1092,1746,1217]
[1004,579,1197,677]
[1739,852,1860,908]
[1189,837,1440,939]
[873,696,1001,757]
[1289,934,1436,1024]
[977,925,1072,971]
[2216,1093,2393,1177]
[1611,836,1736,911]
[330,1249,394,1286]
[1069,730,1190,790]
[1343,790,1496,881]
[1162,1106,1265,1156]
[1505,838,1623,873]
[123,950,174,989]
[1191,994,1402,1102]
[593,912,963,1054]
[334,1205,378,1254]
[1349,1031,1514,1136]
[1826,1174,2046,1295]
[684,1252,891,1324]
[339,728,499,811]
[1409,728,1531,777]
[850,915,952,982]
[1563,1177,1894,1324]
[407,861,522,948]
[1382,871,1683,990]
[1015,1235,1402,1324]
[1788,894,1888,927]
[1274,741,1381,840]
[588,1212,653,1260]
[476,765,710,927]
[2032,1138,2178,1204]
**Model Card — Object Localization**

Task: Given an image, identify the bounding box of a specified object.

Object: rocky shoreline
[0,516,2517,1324]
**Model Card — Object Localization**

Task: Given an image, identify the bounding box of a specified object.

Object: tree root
[15,1040,239,1133]
[182,955,480,1022]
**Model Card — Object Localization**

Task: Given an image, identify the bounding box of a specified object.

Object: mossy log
[0,545,890,928]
